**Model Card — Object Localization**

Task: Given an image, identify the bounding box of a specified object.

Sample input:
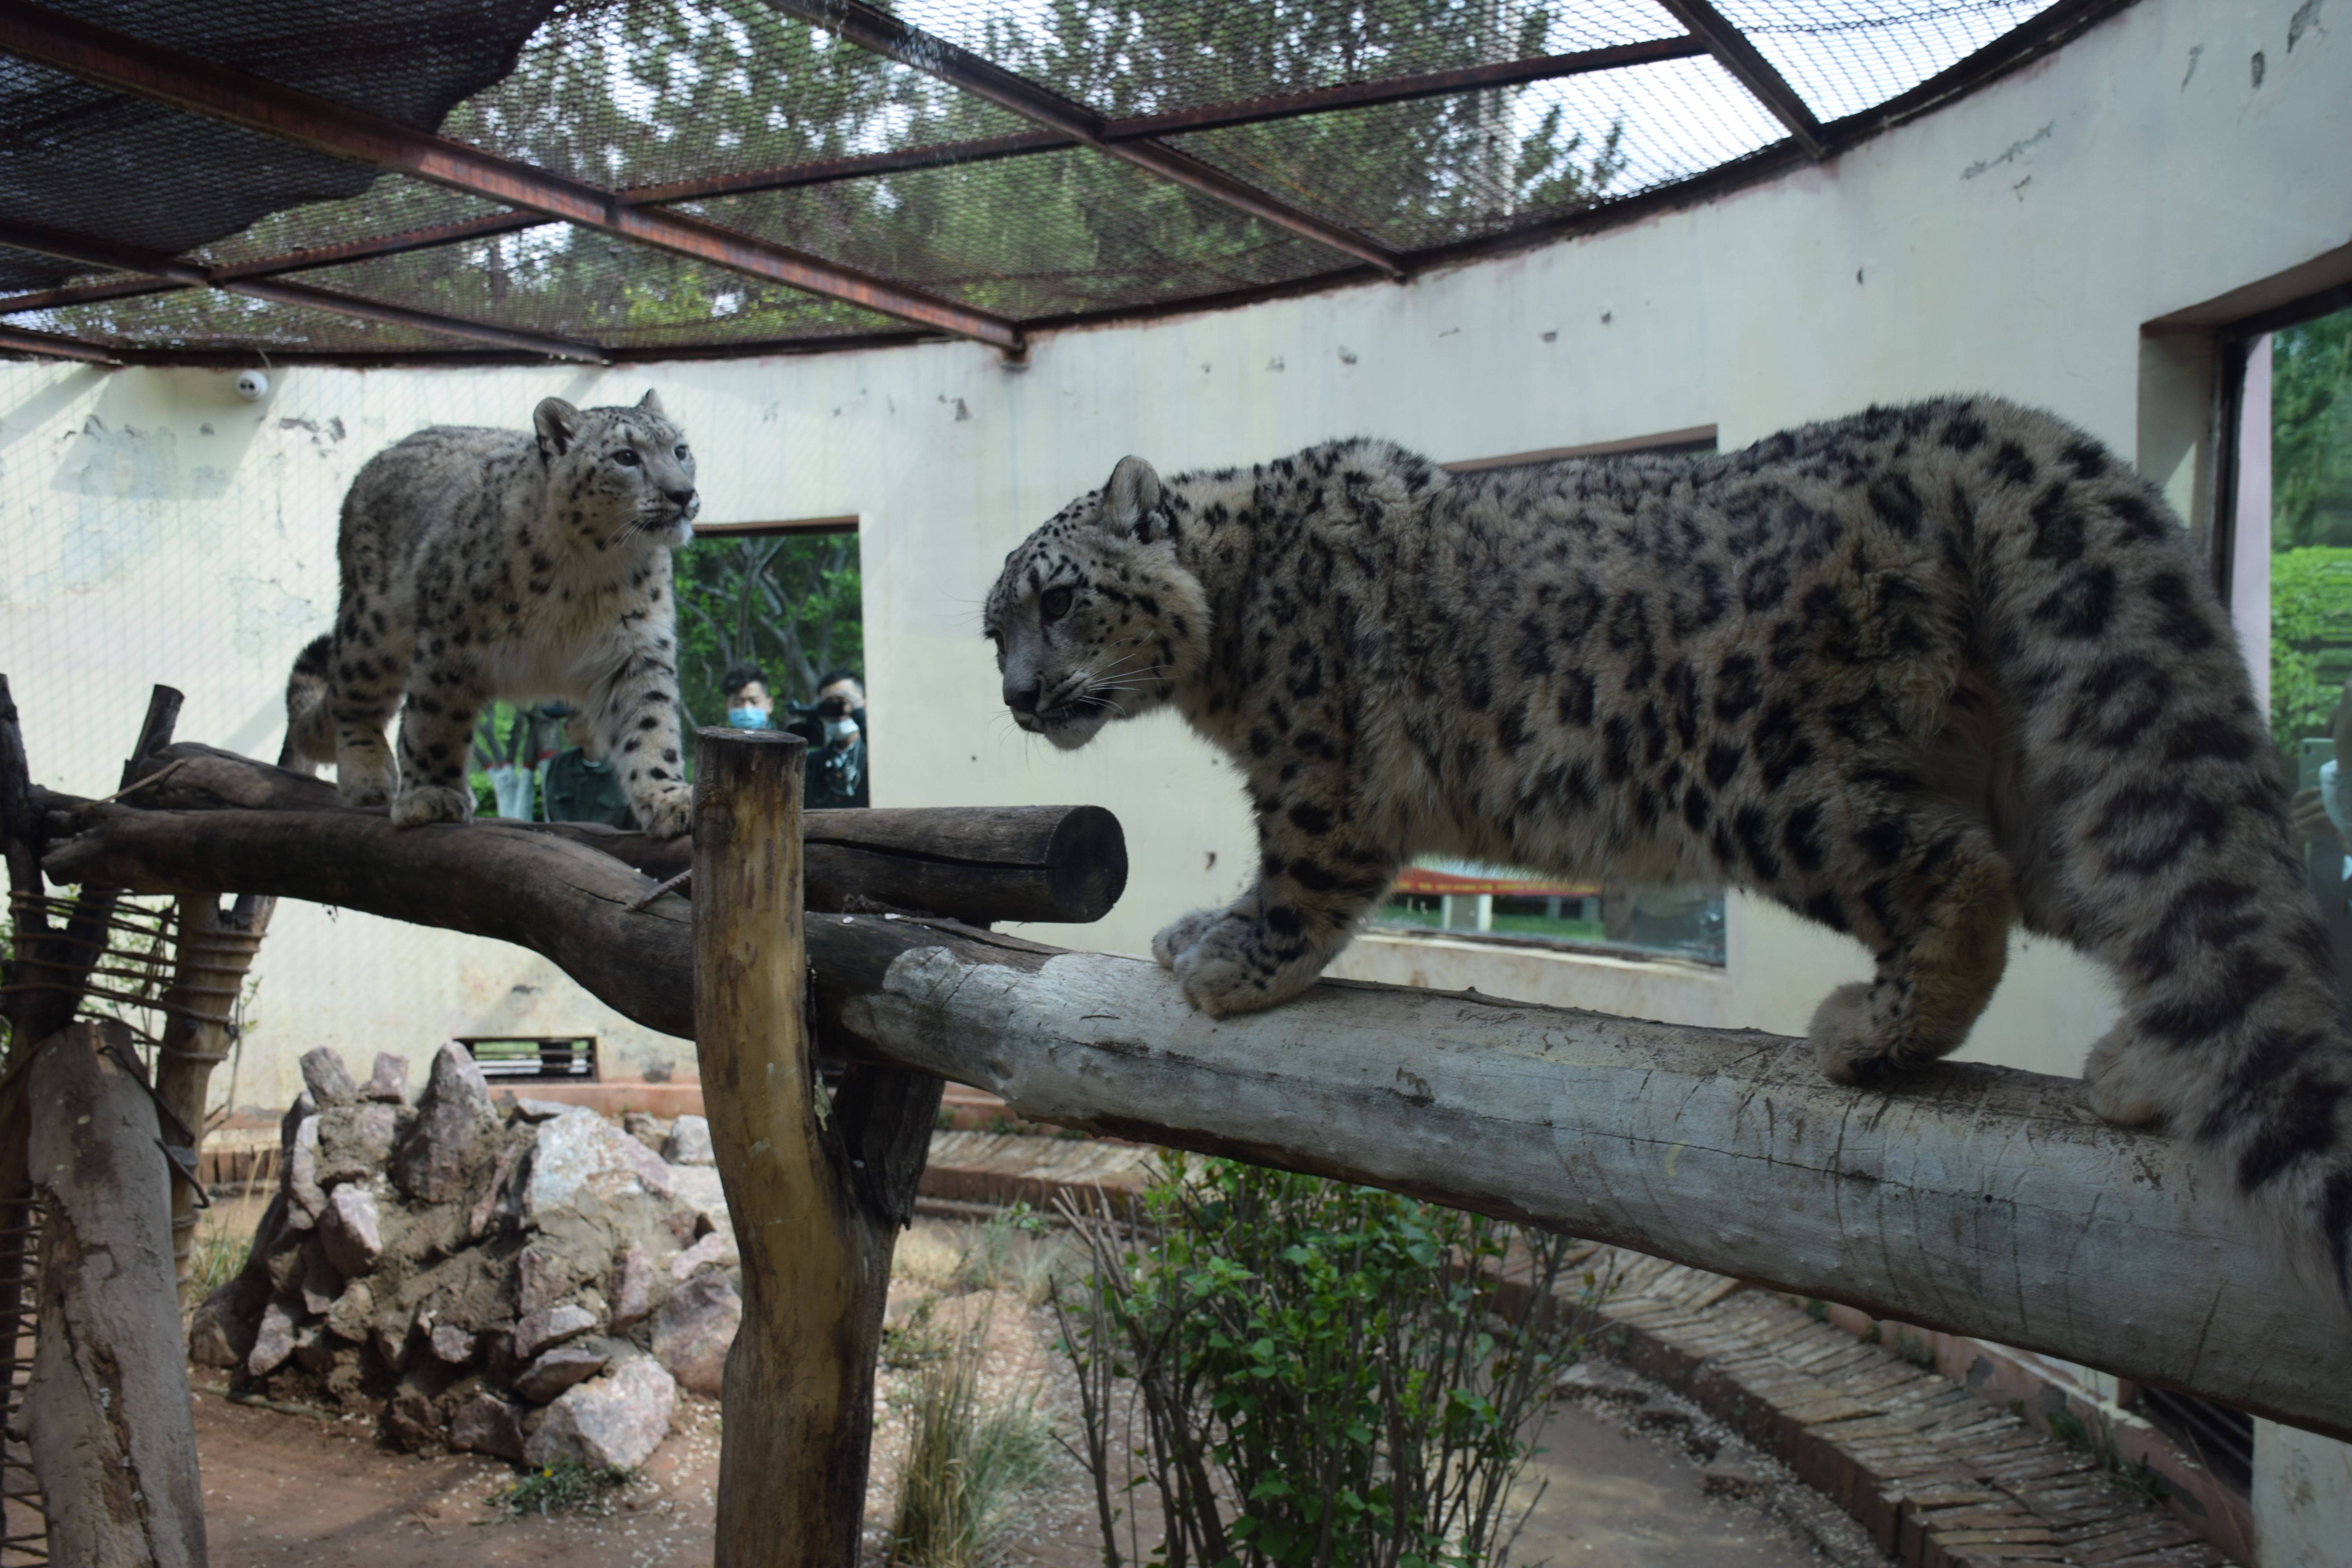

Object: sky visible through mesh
[0,0,2067,358]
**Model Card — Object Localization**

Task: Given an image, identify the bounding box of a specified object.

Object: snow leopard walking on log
[284,390,699,837]
[984,398,2352,1300]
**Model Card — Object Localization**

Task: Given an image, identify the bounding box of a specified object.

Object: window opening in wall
[2216,296,2352,997]
[673,517,865,752]
[1374,427,1727,967]
[457,1036,600,1083]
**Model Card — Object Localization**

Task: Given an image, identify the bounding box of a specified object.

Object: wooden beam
[0,1,1024,352]
[28,783,2352,1443]
[764,0,1407,276]
[1652,0,1826,157]
[93,743,1128,926]
[694,727,937,1565]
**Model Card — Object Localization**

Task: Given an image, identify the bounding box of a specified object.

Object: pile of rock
[191,1044,743,1471]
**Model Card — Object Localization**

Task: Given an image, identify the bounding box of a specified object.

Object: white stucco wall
[0,0,2345,1550]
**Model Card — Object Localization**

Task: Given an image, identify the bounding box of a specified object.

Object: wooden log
[693,728,939,1567]
[20,1022,207,1567]
[98,743,1126,924]
[32,791,2352,1442]
[154,895,273,1303]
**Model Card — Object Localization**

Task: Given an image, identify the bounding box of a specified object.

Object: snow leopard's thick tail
[1963,397,2352,1305]
[281,633,335,772]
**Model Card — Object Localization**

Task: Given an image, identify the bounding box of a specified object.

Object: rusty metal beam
[0,1,1024,351]
[0,322,117,363]
[0,218,608,362]
[1107,35,1710,140]
[1653,0,1825,156]
[0,31,1706,329]
[765,0,1406,276]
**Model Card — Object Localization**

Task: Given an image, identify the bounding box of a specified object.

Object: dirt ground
[187,1217,1878,1568]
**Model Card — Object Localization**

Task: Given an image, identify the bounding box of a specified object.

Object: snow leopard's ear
[534,397,583,457]
[1103,456,1163,543]
[636,388,666,419]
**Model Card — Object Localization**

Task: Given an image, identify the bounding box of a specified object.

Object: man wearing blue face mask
[722,663,774,731]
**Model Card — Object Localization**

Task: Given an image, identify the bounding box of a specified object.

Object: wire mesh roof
[0,0,2119,364]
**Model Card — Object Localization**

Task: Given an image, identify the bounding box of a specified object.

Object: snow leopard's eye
[612,449,641,467]
[675,444,690,459]
[1040,586,1076,622]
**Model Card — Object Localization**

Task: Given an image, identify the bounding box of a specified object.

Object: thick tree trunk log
[693,730,937,1567]
[32,782,2352,1442]
[98,744,1125,924]
[21,1022,207,1567]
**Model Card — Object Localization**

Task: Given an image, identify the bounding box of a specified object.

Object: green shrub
[1054,1154,1608,1568]
[491,1459,635,1518]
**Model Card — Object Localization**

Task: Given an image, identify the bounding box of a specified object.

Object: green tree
[672,531,863,734]
[2274,308,2352,551]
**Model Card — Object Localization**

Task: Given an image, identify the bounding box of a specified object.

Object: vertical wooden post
[693,728,943,1565]
[154,893,273,1303]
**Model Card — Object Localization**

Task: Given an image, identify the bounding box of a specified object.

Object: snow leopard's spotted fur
[985,397,2352,1299]
[284,391,699,837]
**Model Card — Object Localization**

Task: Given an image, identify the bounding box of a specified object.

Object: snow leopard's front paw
[635,784,694,840]
[2081,1022,2167,1128]
[1152,907,1223,973]
[1154,904,1318,1019]
[391,782,475,829]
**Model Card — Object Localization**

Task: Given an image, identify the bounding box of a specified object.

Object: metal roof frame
[0,0,2144,366]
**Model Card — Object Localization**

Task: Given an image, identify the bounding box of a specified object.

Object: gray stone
[363,1051,410,1103]
[652,1273,740,1397]
[466,1137,526,1241]
[300,1047,357,1105]
[318,1183,383,1277]
[316,1101,400,1186]
[514,1342,612,1403]
[668,1232,730,1282]
[372,1323,412,1373]
[279,1090,315,1151]
[383,1392,440,1452]
[430,1322,479,1365]
[282,1115,326,1223]
[610,1243,657,1330]
[513,1302,597,1361]
[524,1108,675,1224]
[248,1295,302,1377]
[663,1164,728,1232]
[326,1280,374,1344]
[523,1357,675,1472]
[299,1238,340,1316]
[513,1097,574,1123]
[189,1272,268,1370]
[393,1042,499,1203]
[448,1392,525,1461]
[659,1114,714,1166]
[292,1323,336,1374]
[516,1242,573,1318]
[622,1112,671,1153]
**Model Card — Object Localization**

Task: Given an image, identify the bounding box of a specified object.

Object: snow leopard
[984,397,2352,1299]
[283,390,698,836]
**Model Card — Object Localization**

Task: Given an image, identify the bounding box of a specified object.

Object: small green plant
[491,1459,635,1518]
[888,1311,1056,1566]
[955,1203,1059,1301]
[883,1296,949,1369]
[184,1211,248,1299]
[1894,1331,1936,1371]
[2044,1407,2170,1503]
[1802,1298,1829,1322]
[1054,1154,1607,1568]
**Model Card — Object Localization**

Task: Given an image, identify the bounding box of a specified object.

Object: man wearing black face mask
[784,669,869,809]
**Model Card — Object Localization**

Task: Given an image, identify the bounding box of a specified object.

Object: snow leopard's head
[984,456,1210,751]
[535,389,699,552]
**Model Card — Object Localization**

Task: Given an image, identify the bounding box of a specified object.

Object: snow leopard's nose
[1005,677,1043,715]
[664,485,696,509]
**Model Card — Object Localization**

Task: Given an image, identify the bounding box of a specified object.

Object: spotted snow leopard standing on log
[984,398,2352,1299]
[284,390,699,837]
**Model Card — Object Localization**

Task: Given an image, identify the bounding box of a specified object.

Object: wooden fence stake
[693,727,942,1565]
